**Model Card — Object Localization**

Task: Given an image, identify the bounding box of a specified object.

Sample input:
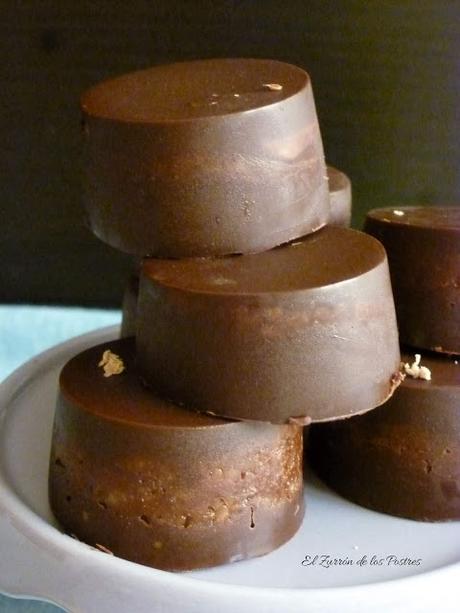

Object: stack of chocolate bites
[310,206,460,522]
[48,59,403,571]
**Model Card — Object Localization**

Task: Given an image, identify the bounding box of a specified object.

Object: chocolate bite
[309,350,460,521]
[120,164,353,339]
[81,58,330,257]
[49,339,304,571]
[364,206,460,354]
[327,165,352,227]
[136,226,401,424]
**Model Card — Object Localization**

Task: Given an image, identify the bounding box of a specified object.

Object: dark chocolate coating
[309,350,460,521]
[81,58,330,257]
[364,206,460,354]
[120,166,351,337]
[327,165,352,227]
[49,339,304,571]
[137,226,401,424]
[120,274,139,338]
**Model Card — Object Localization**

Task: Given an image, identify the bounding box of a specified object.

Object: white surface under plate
[0,326,459,612]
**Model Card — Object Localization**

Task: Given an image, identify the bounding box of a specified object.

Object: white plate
[0,326,458,612]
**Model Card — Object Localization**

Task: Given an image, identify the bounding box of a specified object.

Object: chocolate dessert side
[364,206,460,354]
[136,226,401,424]
[327,165,352,227]
[81,58,330,258]
[49,339,304,571]
[309,350,460,521]
[119,170,352,337]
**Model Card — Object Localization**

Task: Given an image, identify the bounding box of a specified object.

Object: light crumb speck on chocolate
[95,543,114,555]
[262,83,283,91]
[98,350,125,377]
[402,354,432,381]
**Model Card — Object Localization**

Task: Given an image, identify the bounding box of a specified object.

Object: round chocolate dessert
[120,274,139,338]
[327,165,352,227]
[364,206,460,354]
[81,58,330,258]
[309,350,460,521]
[137,226,401,424]
[120,165,353,340]
[49,339,304,571]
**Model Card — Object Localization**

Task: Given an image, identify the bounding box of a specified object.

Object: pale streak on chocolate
[137,226,401,424]
[309,350,460,521]
[49,339,304,571]
[364,206,460,355]
[81,58,330,257]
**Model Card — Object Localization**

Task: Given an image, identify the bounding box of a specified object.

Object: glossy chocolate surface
[327,165,352,227]
[49,339,304,570]
[364,206,460,354]
[309,350,460,521]
[137,226,401,423]
[81,58,330,257]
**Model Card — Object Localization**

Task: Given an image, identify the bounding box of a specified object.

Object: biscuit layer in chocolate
[137,226,401,423]
[81,58,330,257]
[49,339,304,570]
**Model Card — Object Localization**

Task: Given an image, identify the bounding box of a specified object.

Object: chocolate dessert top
[60,338,230,429]
[366,206,460,231]
[142,226,385,294]
[81,58,309,123]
